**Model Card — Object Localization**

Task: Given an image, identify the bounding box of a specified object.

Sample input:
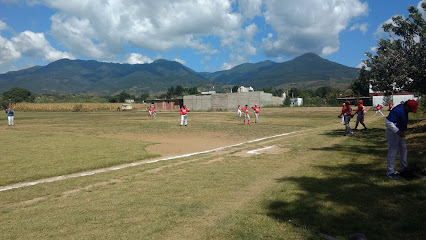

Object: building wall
[184,92,284,111]
[372,95,418,106]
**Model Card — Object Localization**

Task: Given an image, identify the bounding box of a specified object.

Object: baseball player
[338,101,354,136]
[340,102,345,124]
[148,105,152,118]
[180,104,189,126]
[373,104,384,116]
[385,100,418,180]
[388,102,393,111]
[354,100,367,130]
[235,104,242,117]
[251,104,261,123]
[243,105,250,124]
[5,106,14,126]
[152,106,156,119]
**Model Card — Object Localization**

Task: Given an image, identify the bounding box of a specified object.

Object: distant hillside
[0,53,359,95]
[0,59,211,95]
[201,53,359,90]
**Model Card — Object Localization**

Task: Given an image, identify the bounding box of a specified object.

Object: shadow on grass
[266,123,425,240]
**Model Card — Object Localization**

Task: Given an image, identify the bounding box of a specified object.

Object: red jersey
[238,105,241,110]
[148,107,152,111]
[244,107,249,114]
[341,105,352,116]
[376,105,382,110]
[180,107,189,115]
[152,107,156,113]
[355,104,365,114]
[252,106,260,113]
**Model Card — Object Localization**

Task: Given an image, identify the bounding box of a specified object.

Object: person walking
[251,104,261,123]
[338,101,354,136]
[5,106,14,126]
[243,105,250,124]
[385,100,418,180]
[235,104,242,117]
[354,100,367,130]
[340,102,345,124]
[180,104,189,126]
[373,104,384,116]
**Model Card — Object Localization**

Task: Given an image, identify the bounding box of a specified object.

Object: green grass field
[1,108,424,239]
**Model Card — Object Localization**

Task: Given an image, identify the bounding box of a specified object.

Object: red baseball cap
[406,100,418,113]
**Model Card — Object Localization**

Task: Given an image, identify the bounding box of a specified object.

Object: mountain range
[0,53,360,95]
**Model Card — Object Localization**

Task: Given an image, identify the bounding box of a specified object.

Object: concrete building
[183,91,284,111]
[148,99,183,111]
[369,85,419,106]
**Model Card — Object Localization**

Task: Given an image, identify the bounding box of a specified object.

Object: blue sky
[0,0,425,74]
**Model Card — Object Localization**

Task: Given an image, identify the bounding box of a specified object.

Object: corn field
[13,103,149,112]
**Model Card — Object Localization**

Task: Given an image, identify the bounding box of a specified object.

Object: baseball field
[1,107,425,239]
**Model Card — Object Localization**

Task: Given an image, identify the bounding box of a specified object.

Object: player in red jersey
[235,104,242,117]
[373,104,384,116]
[180,104,189,126]
[338,101,354,136]
[251,104,261,123]
[243,105,250,124]
[354,100,367,130]
[152,106,156,119]
[388,102,393,111]
[148,105,152,118]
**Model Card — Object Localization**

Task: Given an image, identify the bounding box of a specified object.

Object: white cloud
[418,1,426,19]
[11,30,74,62]
[356,62,366,69]
[43,0,242,60]
[370,46,377,52]
[0,20,7,31]
[0,29,72,67]
[124,53,153,64]
[238,0,263,19]
[261,0,368,57]
[0,35,21,64]
[349,23,368,34]
[174,58,186,65]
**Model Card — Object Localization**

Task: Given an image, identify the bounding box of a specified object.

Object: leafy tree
[175,85,184,96]
[232,85,240,93]
[351,68,370,96]
[186,87,199,95]
[288,87,302,98]
[314,86,332,98]
[139,93,150,102]
[361,3,426,95]
[2,87,35,104]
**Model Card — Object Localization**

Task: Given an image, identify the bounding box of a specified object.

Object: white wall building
[369,85,419,106]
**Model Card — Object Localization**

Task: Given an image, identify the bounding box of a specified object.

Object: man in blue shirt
[5,106,14,126]
[385,100,418,179]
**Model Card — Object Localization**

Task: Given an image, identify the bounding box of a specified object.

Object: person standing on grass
[5,106,14,126]
[148,105,152,118]
[354,100,367,130]
[385,100,418,180]
[152,106,156,119]
[251,104,261,123]
[388,102,393,111]
[243,104,250,124]
[373,104,384,116]
[235,104,242,117]
[338,101,354,136]
[180,104,189,126]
